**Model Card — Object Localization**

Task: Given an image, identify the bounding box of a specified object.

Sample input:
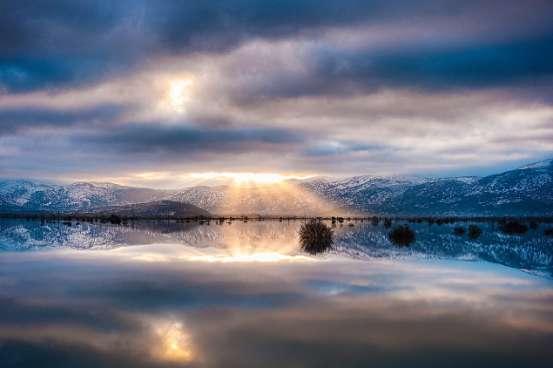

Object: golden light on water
[186,252,313,263]
[153,320,196,363]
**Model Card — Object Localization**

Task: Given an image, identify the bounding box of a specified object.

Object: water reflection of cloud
[1,248,552,367]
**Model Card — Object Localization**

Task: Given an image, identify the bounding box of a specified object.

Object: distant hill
[91,200,210,218]
[169,183,339,216]
[1,159,552,216]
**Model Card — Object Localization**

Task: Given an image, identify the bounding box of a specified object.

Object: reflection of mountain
[1,159,552,216]
[0,220,301,254]
[333,222,553,275]
[1,219,551,275]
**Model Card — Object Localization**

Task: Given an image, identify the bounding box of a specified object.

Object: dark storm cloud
[151,0,443,52]
[3,0,553,92]
[0,57,130,92]
[0,0,144,91]
[233,32,553,102]
[0,104,126,135]
[304,141,385,157]
[315,33,553,91]
[80,123,303,155]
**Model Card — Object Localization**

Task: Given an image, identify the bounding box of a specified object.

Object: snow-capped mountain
[303,175,431,209]
[0,180,173,213]
[1,158,552,216]
[170,186,226,212]
[304,159,553,215]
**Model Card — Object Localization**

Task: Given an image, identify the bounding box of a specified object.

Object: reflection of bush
[388,225,415,246]
[468,225,482,239]
[299,221,333,255]
[500,221,528,235]
[453,226,465,236]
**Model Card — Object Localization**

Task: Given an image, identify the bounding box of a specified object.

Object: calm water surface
[1,219,552,367]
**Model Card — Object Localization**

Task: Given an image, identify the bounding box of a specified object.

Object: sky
[1,0,553,187]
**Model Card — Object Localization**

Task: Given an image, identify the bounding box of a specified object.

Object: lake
[1,219,552,367]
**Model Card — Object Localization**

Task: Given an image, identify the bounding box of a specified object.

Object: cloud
[0,0,147,91]
[1,245,552,367]
[2,0,553,92]
[78,122,303,155]
[0,104,127,135]
[224,33,553,103]
[314,33,553,91]
[1,0,553,179]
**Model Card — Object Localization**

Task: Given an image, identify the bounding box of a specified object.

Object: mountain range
[1,159,552,216]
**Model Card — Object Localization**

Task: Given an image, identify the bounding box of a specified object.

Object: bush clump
[500,221,528,235]
[468,225,482,240]
[299,221,333,254]
[108,214,122,225]
[544,228,553,237]
[453,226,466,236]
[388,225,415,247]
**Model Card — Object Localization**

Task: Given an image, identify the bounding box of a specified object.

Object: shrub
[529,221,538,230]
[299,221,333,254]
[453,226,466,236]
[384,218,392,229]
[500,221,528,235]
[544,228,553,237]
[468,225,482,240]
[108,214,122,225]
[388,225,415,246]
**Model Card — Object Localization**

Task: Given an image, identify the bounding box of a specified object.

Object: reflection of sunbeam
[187,252,313,263]
[153,320,196,363]
[221,220,299,256]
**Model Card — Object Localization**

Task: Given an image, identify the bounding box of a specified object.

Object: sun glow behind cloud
[155,77,195,115]
[189,172,312,185]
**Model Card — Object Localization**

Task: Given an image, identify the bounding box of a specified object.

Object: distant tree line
[1,213,552,238]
